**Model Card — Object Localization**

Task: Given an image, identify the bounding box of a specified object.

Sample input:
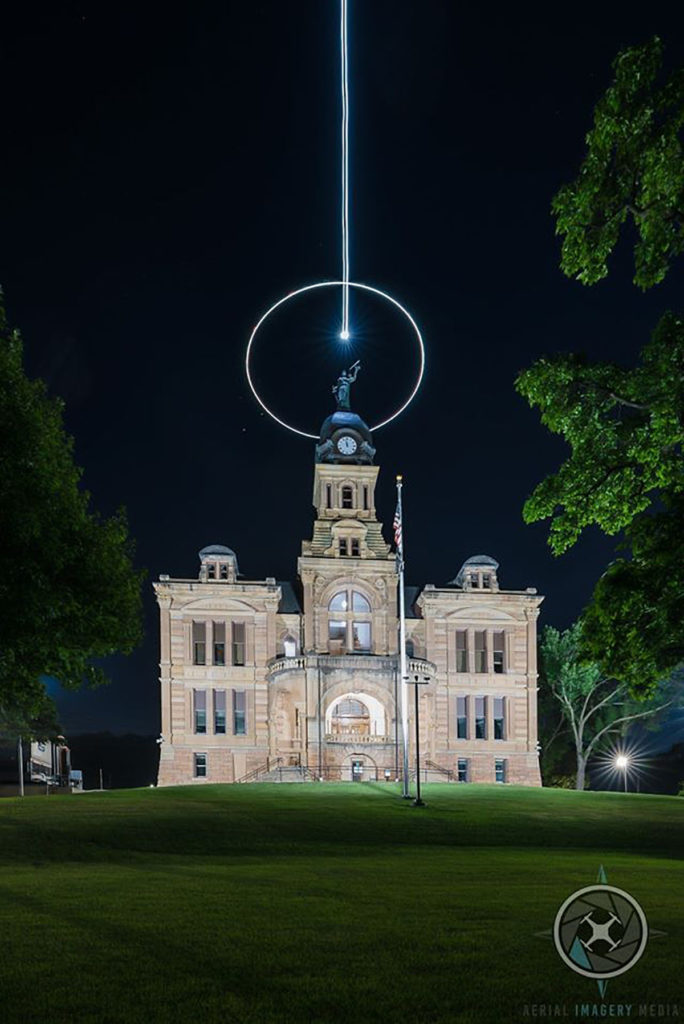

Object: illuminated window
[192,621,206,665]
[456,631,468,672]
[233,690,246,735]
[457,697,467,739]
[352,622,371,652]
[214,690,226,734]
[342,486,353,509]
[475,697,486,739]
[493,632,505,673]
[327,589,372,653]
[494,698,505,740]
[474,631,487,673]
[232,622,246,666]
[194,753,207,778]
[283,636,296,658]
[213,622,225,665]
[193,690,206,734]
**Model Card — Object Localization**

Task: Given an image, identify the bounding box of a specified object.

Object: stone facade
[155,411,543,787]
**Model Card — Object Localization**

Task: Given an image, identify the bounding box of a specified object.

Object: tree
[517,313,683,696]
[539,624,675,790]
[552,37,684,290]
[0,290,144,723]
[518,38,684,696]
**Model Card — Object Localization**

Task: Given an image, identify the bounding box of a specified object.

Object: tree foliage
[517,313,683,696]
[0,292,144,722]
[539,624,675,789]
[553,37,684,290]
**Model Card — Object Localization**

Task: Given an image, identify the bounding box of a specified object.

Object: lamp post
[615,753,629,793]
[405,673,430,807]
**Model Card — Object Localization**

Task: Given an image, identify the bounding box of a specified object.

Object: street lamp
[405,673,430,807]
[615,753,630,793]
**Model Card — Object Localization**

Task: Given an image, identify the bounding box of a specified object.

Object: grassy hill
[0,783,681,1023]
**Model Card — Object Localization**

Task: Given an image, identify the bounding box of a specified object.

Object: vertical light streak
[340,0,350,339]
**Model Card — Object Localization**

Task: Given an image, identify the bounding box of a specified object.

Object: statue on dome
[333,361,361,411]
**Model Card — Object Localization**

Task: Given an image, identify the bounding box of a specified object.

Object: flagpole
[396,475,411,799]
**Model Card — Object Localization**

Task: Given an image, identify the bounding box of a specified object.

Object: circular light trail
[245,280,425,440]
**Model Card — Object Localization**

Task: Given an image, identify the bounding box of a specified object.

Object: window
[363,486,369,511]
[207,564,216,580]
[193,690,207,734]
[469,572,480,589]
[493,632,505,674]
[326,483,332,509]
[339,538,348,556]
[456,631,468,672]
[327,589,372,653]
[457,697,468,739]
[213,622,225,665]
[283,636,296,658]
[214,690,226,734]
[219,563,229,580]
[328,620,346,652]
[495,758,506,783]
[457,759,469,783]
[233,690,246,735]
[475,696,486,739]
[350,538,360,557]
[482,573,491,589]
[405,639,415,658]
[493,697,505,740]
[192,621,206,665]
[474,631,487,673]
[352,622,371,652]
[342,486,353,509]
[194,753,207,778]
[232,622,246,666]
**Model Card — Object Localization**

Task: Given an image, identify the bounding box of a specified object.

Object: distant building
[0,735,77,794]
[155,396,543,786]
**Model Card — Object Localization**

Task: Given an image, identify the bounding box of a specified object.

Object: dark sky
[1,2,682,742]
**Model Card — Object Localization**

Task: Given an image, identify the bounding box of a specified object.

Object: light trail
[245,280,425,438]
[340,0,350,339]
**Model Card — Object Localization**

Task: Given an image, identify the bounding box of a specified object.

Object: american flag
[393,503,402,553]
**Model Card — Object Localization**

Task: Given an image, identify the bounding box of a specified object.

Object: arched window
[341,486,354,509]
[327,589,372,653]
[283,635,296,658]
[330,698,370,736]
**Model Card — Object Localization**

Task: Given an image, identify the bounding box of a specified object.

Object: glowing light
[340,0,350,336]
[615,754,629,769]
[245,280,425,439]
[339,329,350,341]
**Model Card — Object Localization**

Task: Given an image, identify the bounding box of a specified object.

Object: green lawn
[0,783,682,1023]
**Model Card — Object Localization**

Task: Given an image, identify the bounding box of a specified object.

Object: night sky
[2,3,683,743]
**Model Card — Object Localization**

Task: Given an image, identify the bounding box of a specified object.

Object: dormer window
[220,563,229,580]
[342,486,353,509]
[207,564,216,580]
[339,539,348,556]
[350,538,360,557]
[482,573,491,589]
[469,573,479,588]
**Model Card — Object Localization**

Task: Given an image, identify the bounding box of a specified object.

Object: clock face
[337,435,358,455]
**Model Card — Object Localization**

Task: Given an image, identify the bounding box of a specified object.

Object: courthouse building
[155,384,543,786]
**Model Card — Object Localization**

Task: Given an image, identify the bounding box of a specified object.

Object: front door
[351,759,364,782]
